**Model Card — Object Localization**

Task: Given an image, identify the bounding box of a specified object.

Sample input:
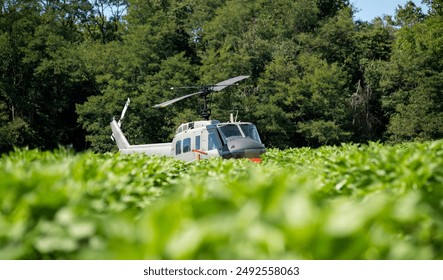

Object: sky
[352,0,428,21]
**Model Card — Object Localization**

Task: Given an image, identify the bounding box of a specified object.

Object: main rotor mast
[200,87,211,120]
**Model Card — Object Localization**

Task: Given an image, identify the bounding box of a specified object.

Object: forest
[1,0,442,153]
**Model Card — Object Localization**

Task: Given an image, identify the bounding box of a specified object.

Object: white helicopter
[110,76,266,162]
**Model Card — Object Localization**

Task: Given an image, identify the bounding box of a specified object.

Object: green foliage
[0,0,96,150]
[0,148,187,259]
[423,0,443,16]
[1,0,443,153]
[381,14,443,142]
[394,1,426,26]
[301,7,356,67]
[2,140,443,259]
[297,120,350,146]
[0,118,35,153]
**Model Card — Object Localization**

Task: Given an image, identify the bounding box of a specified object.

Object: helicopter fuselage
[110,118,266,162]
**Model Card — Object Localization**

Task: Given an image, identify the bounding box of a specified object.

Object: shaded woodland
[1,0,442,153]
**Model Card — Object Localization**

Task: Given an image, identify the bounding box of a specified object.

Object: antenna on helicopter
[111,97,130,142]
[118,98,130,127]
[153,75,250,120]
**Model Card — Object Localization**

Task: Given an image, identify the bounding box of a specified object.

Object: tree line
[1,0,442,153]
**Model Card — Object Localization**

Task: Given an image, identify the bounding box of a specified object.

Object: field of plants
[1,140,443,260]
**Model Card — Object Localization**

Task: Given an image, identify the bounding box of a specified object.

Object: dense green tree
[196,0,352,147]
[356,17,395,62]
[76,0,199,150]
[349,17,396,142]
[0,0,98,152]
[0,1,40,152]
[2,0,443,153]
[316,0,350,20]
[394,0,426,26]
[298,8,357,75]
[250,46,299,147]
[381,12,443,142]
[290,53,352,146]
[0,1,106,152]
[83,0,127,43]
[200,0,319,80]
[423,0,443,16]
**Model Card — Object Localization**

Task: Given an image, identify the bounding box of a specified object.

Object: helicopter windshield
[217,123,262,143]
[218,124,243,139]
[240,124,262,142]
[217,124,242,140]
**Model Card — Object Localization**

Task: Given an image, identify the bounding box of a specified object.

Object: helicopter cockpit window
[217,124,242,140]
[183,138,191,153]
[175,140,182,155]
[240,124,262,142]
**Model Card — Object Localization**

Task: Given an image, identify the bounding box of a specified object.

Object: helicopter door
[208,132,218,150]
[206,128,222,158]
[174,136,195,161]
[175,140,182,155]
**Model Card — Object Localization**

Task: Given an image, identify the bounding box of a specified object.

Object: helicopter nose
[226,138,266,159]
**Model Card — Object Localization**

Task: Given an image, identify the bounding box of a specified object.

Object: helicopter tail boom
[110,119,172,156]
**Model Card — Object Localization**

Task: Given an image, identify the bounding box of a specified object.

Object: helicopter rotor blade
[153,90,203,108]
[212,75,250,92]
[153,75,250,108]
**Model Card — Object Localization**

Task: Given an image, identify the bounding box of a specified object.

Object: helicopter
[110,75,266,162]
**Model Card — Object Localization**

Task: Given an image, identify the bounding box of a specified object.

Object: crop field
[1,140,443,260]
